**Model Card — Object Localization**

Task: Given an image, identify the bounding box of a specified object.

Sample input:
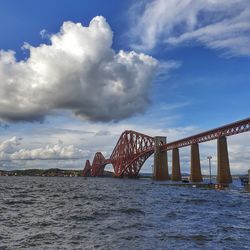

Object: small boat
[182,178,189,183]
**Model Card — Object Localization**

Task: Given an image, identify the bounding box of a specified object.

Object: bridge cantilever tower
[82,130,155,178]
[83,152,109,177]
[91,152,107,177]
[82,160,91,177]
[110,130,155,177]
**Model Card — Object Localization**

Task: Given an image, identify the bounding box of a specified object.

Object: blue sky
[0,0,249,174]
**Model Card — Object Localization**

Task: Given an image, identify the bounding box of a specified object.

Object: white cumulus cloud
[130,0,250,56]
[0,16,160,123]
[0,137,89,161]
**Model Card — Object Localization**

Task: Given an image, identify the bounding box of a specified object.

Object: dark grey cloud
[32,127,95,136]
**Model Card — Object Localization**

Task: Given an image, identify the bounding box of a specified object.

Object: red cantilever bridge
[82,117,250,183]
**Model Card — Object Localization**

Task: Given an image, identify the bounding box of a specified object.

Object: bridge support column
[171,148,181,181]
[153,136,170,180]
[190,143,203,182]
[217,136,232,183]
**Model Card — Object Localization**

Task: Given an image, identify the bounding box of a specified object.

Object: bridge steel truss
[161,117,250,151]
[83,131,155,178]
[82,160,91,177]
[82,117,250,178]
[109,130,154,177]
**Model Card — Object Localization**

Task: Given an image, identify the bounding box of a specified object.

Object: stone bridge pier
[153,137,234,183]
[153,136,170,180]
[217,136,232,183]
[190,143,203,182]
[188,137,232,183]
[171,148,181,181]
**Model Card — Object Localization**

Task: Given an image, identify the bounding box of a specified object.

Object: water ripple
[0,176,250,249]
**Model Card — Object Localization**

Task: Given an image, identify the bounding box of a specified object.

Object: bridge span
[82,117,250,183]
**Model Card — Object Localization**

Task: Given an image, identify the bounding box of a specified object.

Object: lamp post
[207,156,212,184]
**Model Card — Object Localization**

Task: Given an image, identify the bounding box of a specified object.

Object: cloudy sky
[0,0,249,174]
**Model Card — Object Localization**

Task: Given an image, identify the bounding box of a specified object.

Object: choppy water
[0,177,250,250]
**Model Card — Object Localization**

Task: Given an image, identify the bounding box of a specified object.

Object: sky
[0,0,249,174]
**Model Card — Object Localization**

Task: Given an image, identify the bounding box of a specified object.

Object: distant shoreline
[0,168,112,177]
[0,168,247,179]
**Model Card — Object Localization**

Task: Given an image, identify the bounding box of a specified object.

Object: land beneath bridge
[0,168,113,177]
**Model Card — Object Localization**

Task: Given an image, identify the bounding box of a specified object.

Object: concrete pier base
[217,136,232,183]
[153,136,170,180]
[171,148,181,181]
[190,143,203,182]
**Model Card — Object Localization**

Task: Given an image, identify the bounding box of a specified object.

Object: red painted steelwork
[83,117,250,178]
[110,130,154,177]
[90,152,107,177]
[161,117,250,151]
[82,160,91,177]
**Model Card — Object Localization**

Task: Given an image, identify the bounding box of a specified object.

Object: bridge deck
[161,117,250,151]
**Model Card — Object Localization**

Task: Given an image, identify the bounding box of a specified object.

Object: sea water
[0,176,250,249]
